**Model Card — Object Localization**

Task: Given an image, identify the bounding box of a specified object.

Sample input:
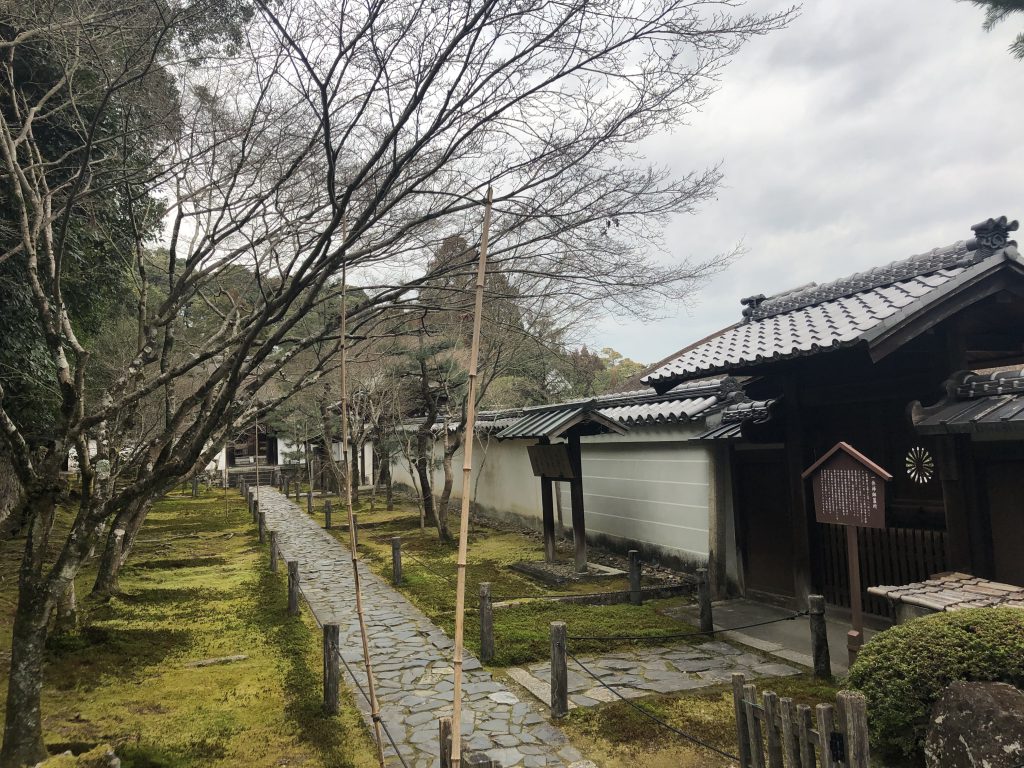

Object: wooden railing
[819,524,947,617]
[733,674,869,768]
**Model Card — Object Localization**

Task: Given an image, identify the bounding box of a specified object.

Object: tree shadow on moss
[238,561,368,767]
[46,625,191,690]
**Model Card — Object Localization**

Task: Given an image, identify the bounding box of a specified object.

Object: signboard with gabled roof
[802,441,892,530]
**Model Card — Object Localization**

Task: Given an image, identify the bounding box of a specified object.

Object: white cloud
[588,0,1024,363]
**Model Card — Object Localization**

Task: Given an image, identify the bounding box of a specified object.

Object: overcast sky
[586,0,1024,365]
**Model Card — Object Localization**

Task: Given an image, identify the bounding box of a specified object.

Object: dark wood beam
[568,431,587,573]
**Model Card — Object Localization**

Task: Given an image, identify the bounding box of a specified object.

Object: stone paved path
[256,487,584,768]
[508,641,800,710]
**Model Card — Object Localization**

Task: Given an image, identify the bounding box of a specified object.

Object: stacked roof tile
[913,369,1024,435]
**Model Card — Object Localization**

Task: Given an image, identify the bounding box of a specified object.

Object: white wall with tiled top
[390,423,712,568]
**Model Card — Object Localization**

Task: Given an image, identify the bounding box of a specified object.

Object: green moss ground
[0,491,377,767]
[562,674,840,768]
[313,496,696,667]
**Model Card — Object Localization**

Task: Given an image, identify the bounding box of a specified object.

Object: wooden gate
[819,524,947,617]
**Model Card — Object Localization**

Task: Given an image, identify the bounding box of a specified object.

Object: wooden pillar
[568,432,586,573]
[324,500,332,530]
[783,375,812,604]
[479,582,494,664]
[936,435,977,573]
[269,531,278,573]
[541,476,556,563]
[287,561,300,616]
[697,567,713,633]
[708,444,730,598]
[808,594,831,679]
[323,623,340,714]
[392,537,402,585]
[628,550,642,605]
[549,621,568,718]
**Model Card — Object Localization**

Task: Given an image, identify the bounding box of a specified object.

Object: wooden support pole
[323,623,340,715]
[295,482,300,502]
[450,188,493,768]
[628,550,642,605]
[568,432,586,573]
[550,621,568,718]
[285,477,290,497]
[269,531,278,573]
[816,703,836,768]
[392,537,402,585]
[846,528,864,666]
[731,673,751,768]
[698,567,714,634]
[808,594,832,680]
[541,476,556,563]
[192,477,199,497]
[352,514,358,548]
[324,499,332,529]
[287,561,300,616]
[258,506,265,544]
[479,582,494,664]
[307,488,313,515]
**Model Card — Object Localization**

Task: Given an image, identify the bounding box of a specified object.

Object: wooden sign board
[802,442,891,530]
[527,444,575,480]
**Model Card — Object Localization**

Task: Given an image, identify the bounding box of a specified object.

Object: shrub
[847,607,1024,764]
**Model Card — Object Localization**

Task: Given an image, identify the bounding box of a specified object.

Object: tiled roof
[912,369,1024,435]
[643,225,1024,390]
[407,378,738,436]
[868,572,1024,611]
[696,396,776,441]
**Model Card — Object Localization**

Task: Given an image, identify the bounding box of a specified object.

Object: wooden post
[285,477,290,497]
[541,475,556,563]
[797,705,817,768]
[287,561,300,616]
[295,482,300,502]
[846,528,864,665]
[352,514,358,548]
[838,691,869,768]
[324,500,332,529]
[808,594,832,679]
[439,716,453,768]
[743,683,765,768]
[550,621,568,718]
[763,691,783,768]
[698,567,714,634]
[779,697,801,768]
[732,673,751,768]
[628,550,642,605]
[258,505,265,544]
[323,623,340,714]
[191,477,199,497]
[307,488,313,515]
[479,582,494,664]
[568,432,586,573]
[269,531,278,573]
[816,703,836,768]
[392,537,402,585]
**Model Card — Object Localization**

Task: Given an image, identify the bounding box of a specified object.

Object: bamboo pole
[450,187,493,768]
[340,226,387,768]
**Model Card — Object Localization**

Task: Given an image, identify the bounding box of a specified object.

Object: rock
[924,681,1024,768]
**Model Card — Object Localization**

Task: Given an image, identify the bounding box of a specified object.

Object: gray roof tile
[641,240,1008,387]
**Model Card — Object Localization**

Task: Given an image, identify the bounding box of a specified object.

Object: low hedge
[847,607,1024,764]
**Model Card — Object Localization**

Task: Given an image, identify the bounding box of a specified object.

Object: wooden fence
[732,674,869,768]
[820,524,947,617]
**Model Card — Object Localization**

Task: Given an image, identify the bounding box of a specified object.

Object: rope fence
[567,609,810,643]
[337,648,414,768]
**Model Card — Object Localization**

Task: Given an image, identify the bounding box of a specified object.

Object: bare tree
[0,0,792,760]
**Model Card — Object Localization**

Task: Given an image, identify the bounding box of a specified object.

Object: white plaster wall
[390,424,712,567]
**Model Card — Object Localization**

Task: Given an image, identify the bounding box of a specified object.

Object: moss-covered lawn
[0,490,377,768]
[315,495,697,667]
[562,674,840,768]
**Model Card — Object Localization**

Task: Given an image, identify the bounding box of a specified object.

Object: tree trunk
[437,449,454,542]
[350,444,360,505]
[91,498,150,598]
[52,580,78,635]
[1,529,54,767]
[383,460,393,511]
[414,446,435,527]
